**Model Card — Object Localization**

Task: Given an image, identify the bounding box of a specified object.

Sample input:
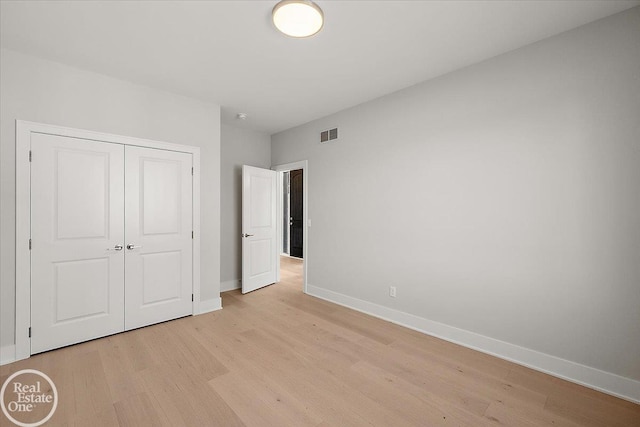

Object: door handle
[242,234,254,238]
[126,244,143,250]
[107,244,123,251]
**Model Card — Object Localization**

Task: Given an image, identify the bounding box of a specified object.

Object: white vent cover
[320,127,338,143]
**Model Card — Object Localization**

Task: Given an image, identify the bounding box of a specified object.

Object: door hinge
[191,167,194,175]
[29,239,32,250]
[29,150,32,162]
[192,294,194,302]
[192,231,194,239]
[28,327,31,338]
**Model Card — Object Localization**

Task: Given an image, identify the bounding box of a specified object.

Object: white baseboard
[306,284,640,404]
[221,279,241,292]
[197,297,222,314]
[0,344,16,366]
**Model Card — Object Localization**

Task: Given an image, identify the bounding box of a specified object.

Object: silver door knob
[242,233,254,238]
[107,245,123,251]
[126,244,143,250]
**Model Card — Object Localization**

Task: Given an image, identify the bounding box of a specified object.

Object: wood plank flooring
[2,256,639,426]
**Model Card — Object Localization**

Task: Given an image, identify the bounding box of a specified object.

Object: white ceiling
[1,0,638,134]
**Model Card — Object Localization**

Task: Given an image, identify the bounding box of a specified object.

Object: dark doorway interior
[289,169,303,258]
[282,171,289,254]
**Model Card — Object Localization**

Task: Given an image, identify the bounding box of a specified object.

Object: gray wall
[271,9,640,381]
[220,124,271,287]
[0,48,221,349]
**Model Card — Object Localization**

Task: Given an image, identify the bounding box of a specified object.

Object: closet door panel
[124,146,193,330]
[31,134,125,354]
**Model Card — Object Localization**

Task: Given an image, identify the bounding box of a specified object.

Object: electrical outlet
[389,286,397,298]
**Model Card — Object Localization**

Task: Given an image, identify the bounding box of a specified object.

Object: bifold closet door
[124,146,193,330]
[31,134,125,354]
[31,136,193,353]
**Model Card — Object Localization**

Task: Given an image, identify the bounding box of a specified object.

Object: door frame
[15,120,202,362]
[273,160,308,294]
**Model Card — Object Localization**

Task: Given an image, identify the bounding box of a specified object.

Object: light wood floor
[2,256,639,426]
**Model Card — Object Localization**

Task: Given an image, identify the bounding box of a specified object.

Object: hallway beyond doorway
[280,255,303,290]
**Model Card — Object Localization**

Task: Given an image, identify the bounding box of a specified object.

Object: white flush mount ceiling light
[272,0,324,38]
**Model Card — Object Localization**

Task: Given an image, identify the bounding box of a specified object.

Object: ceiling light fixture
[272,0,324,38]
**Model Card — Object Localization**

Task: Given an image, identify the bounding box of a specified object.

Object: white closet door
[31,134,125,354]
[124,146,193,330]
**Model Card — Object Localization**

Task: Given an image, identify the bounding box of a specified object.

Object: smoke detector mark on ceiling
[320,127,338,143]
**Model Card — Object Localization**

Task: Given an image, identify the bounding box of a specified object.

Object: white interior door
[124,146,193,330]
[31,134,125,354]
[242,165,277,293]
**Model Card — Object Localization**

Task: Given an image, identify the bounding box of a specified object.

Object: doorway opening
[281,169,303,259]
[274,160,308,293]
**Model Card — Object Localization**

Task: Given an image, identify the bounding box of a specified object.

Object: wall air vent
[320,127,338,143]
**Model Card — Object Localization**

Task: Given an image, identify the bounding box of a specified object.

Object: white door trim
[15,120,202,362]
[273,160,308,294]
